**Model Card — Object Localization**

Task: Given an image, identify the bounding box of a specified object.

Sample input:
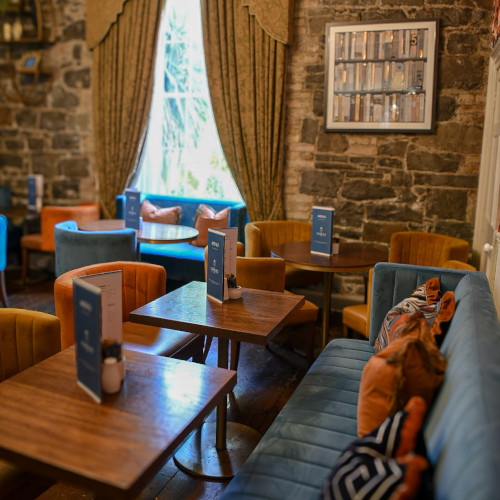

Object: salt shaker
[101,357,122,394]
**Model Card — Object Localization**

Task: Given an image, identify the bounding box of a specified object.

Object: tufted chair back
[0,308,60,496]
[54,261,166,349]
[389,231,469,267]
[0,308,61,382]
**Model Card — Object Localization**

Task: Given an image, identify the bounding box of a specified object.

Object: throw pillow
[374,278,455,353]
[140,199,182,225]
[191,204,230,247]
[323,396,433,500]
[357,312,447,437]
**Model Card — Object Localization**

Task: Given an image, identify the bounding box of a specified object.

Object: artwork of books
[325,19,439,132]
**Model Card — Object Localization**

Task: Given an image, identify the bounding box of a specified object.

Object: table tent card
[207,227,239,302]
[125,188,141,229]
[74,270,123,403]
[207,229,226,302]
[27,174,43,213]
[311,206,335,255]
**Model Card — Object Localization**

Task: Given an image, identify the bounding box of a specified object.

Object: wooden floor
[5,263,342,500]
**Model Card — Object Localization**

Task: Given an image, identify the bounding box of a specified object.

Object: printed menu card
[74,270,122,403]
[311,206,335,255]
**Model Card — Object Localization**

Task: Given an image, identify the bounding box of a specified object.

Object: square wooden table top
[0,347,236,499]
[129,281,306,346]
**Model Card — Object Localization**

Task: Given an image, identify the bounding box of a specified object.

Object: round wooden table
[271,241,387,348]
[79,219,199,258]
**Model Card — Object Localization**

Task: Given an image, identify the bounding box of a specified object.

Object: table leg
[173,337,261,480]
[322,272,333,348]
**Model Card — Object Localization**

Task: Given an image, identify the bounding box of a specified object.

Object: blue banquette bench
[220,262,500,500]
[116,193,247,283]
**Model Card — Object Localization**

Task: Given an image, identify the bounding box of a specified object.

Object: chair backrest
[442,259,477,271]
[235,256,286,292]
[0,308,61,382]
[0,214,7,272]
[40,202,101,252]
[389,231,470,267]
[0,186,11,209]
[54,261,166,349]
[245,220,312,257]
[54,220,137,277]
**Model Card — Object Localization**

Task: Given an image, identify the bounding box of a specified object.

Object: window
[134,0,242,202]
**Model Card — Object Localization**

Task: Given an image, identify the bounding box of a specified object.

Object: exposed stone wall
[0,0,94,207]
[284,0,492,257]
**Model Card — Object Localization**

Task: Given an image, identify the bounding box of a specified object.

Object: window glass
[134,0,242,202]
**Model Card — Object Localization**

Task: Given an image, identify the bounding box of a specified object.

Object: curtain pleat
[92,0,165,218]
[202,0,290,221]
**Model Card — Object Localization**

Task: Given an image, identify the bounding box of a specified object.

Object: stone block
[364,221,407,244]
[52,134,80,150]
[59,157,89,178]
[342,179,396,200]
[300,170,342,196]
[426,188,468,219]
[40,111,66,130]
[407,148,460,172]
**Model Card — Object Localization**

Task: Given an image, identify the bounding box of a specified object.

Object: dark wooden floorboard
[3,264,342,500]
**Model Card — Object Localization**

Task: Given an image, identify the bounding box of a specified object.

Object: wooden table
[129,280,305,480]
[0,347,236,499]
[271,241,387,348]
[79,219,199,258]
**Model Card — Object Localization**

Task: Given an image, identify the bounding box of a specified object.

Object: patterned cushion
[323,397,433,500]
[374,278,455,352]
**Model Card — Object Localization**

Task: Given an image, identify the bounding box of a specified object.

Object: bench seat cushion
[221,338,374,500]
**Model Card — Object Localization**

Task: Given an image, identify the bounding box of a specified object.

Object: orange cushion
[191,204,229,247]
[140,199,182,225]
[357,312,447,437]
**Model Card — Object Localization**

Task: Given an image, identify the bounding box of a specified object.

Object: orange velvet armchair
[0,308,61,498]
[342,231,473,338]
[54,261,205,362]
[245,220,322,288]
[21,202,101,284]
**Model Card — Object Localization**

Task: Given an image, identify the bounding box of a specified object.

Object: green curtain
[89,0,165,218]
[201,0,293,221]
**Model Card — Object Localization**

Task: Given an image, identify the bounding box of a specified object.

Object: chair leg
[203,336,213,362]
[305,323,316,367]
[21,247,29,285]
[0,270,8,308]
[342,323,349,338]
[230,340,240,371]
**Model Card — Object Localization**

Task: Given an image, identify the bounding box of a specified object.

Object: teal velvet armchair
[54,220,137,277]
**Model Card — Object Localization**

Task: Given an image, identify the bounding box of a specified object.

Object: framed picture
[324,19,439,133]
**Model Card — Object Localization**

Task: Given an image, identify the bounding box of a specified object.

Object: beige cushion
[140,199,182,225]
[191,204,229,247]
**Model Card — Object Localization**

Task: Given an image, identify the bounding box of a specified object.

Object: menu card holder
[207,229,226,302]
[311,206,335,255]
[74,270,123,402]
[27,174,43,213]
[207,227,239,302]
[124,188,141,229]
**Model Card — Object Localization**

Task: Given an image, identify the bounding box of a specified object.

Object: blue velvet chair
[54,220,137,277]
[0,214,8,307]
